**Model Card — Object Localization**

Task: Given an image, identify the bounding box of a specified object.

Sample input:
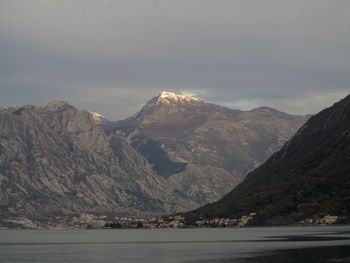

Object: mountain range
[185,94,350,225]
[0,101,192,220]
[111,91,309,205]
[0,92,308,221]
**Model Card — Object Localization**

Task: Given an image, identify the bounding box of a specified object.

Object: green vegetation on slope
[185,94,350,225]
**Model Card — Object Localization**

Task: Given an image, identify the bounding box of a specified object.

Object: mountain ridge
[0,102,193,220]
[111,91,309,206]
[0,92,310,221]
[184,94,350,225]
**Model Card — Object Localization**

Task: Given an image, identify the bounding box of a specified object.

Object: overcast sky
[0,0,349,120]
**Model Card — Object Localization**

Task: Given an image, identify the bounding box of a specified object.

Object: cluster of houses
[0,213,342,229]
[89,215,189,229]
[0,213,254,229]
[193,214,256,227]
[300,215,339,225]
[65,213,258,229]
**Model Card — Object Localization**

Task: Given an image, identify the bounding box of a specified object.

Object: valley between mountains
[0,91,308,222]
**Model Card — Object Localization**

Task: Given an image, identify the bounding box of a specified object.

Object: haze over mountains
[0,92,308,221]
[186,94,350,225]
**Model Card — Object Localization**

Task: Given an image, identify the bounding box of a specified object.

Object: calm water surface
[0,226,350,262]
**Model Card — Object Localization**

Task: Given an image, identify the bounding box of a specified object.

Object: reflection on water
[0,226,350,263]
[237,245,350,263]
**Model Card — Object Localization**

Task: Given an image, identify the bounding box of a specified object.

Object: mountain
[0,101,192,221]
[0,93,310,222]
[185,94,350,225]
[111,91,309,206]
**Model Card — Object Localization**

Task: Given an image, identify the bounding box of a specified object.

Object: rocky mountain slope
[111,91,309,205]
[185,94,350,225]
[0,102,192,221]
[0,92,309,221]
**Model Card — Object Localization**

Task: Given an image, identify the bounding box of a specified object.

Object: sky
[0,0,349,120]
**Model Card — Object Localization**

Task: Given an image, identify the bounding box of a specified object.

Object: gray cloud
[0,0,349,120]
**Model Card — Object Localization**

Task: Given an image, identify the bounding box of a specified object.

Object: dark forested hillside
[185,94,350,225]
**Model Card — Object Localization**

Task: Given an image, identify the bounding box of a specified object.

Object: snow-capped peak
[157,91,205,104]
[89,111,105,122]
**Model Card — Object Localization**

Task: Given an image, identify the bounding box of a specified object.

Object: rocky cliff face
[112,91,309,206]
[185,94,350,225]
[0,101,192,220]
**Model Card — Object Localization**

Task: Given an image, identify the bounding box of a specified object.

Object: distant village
[0,213,342,230]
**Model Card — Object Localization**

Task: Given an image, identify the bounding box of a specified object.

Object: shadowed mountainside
[185,94,350,225]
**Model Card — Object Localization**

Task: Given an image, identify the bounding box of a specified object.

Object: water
[1,226,350,262]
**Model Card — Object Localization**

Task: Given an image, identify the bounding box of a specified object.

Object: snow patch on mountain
[89,111,106,123]
[157,91,206,104]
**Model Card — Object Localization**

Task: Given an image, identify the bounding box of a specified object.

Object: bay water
[1,226,350,262]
